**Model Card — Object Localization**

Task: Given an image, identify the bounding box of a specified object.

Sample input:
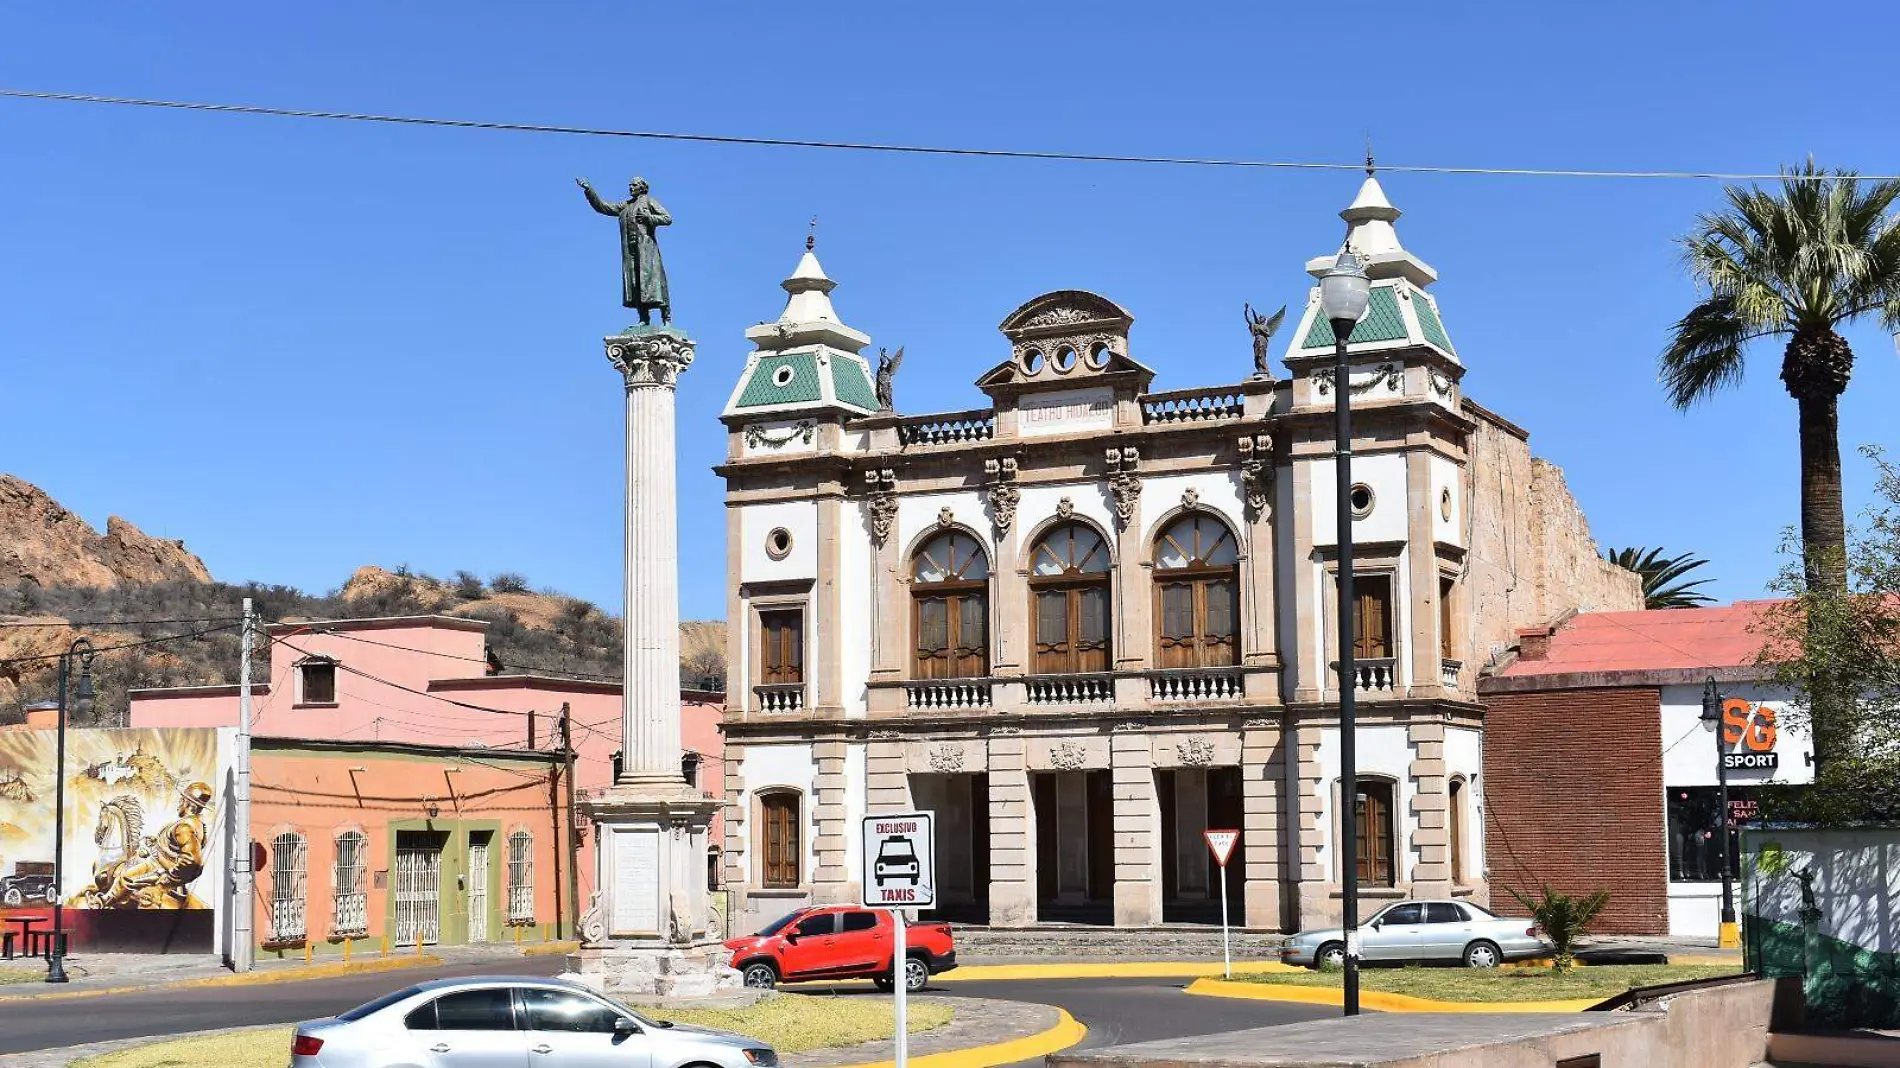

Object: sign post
[1204,829,1240,979]
[862,811,936,1068]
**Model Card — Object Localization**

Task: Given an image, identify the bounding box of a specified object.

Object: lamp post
[1699,677,1739,949]
[47,638,96,984]
[1320,246,1370,1015]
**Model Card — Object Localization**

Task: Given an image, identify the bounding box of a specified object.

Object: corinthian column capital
[606,326,696,390]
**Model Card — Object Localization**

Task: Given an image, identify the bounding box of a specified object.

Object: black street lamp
[1319,246,1370,1015]
[1699,676,1738,948]
[47,637,96,984]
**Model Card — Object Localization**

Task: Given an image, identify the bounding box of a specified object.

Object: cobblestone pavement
[789,995,1056,1068]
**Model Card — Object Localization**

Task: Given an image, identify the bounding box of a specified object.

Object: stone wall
[1463,402,1642,672]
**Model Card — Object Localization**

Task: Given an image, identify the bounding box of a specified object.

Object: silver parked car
[1280,899,1549,969]
[289,976,779,1068]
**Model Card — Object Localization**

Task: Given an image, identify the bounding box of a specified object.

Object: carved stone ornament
[1023,305,1095,329]
[1313,362,1403,397]
[1181,487,1201,512]
[865,468,899,546]
[984,457,1021,536]
[1428,369,1455,398]
[867,729,903,740]
[937,506,956,529]
[1111,721,1146,732]
[744,420,817,449]
[1241,717,1276,729]
[928,743,966,773]
[1106,447,1141,531]
[987,724,1023,737]
[1176,737,1216,766]
[578,892,607,945]
[1237,434,1274,519]
[606,329,696,390]
[1049,740,1088,771]
[1056,496,1076,520]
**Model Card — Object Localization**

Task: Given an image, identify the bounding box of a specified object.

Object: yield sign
[1204,829,1240,867]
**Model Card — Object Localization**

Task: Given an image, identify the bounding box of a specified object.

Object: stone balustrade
[1352,658,1398,696]
[897,409,996,446]
[753,683,806,714]
[1147,667,1245,702]
[903,679,994,711]
[1441,658,1462,689]
[1140,386,1245,425]
[1024,673,1116,707]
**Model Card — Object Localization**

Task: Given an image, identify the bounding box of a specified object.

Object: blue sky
[4,2,1897,621]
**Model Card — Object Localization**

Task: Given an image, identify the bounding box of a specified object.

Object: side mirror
[614,1018,641,1036]
[1368,920,1382,931]
[783,931,798,943]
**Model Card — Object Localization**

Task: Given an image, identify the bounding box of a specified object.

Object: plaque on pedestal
[610,828,661,937]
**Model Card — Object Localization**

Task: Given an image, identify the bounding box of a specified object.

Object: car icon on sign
[874,836,920,886]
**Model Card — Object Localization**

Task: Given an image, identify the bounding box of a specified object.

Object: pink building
[129,615,724,956]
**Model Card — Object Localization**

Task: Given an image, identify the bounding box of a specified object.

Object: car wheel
[1,888,21,908]
[741,962,779,989]
[904,956,930,992]
[1315,942,1346,970]
[43,886,58,905]
[1463,940,1501,969]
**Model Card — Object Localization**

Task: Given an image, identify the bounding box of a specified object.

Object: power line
[4,88,1894,182]
[0,621,241,668]
[0,616,243,628]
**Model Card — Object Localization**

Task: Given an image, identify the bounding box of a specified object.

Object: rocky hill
[0,476,212,589]
[0,479,727,724]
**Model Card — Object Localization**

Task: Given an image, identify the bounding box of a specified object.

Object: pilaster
[811,739,851,902]
[987,732,1035,926]
[1408,721,1451,894]
[1110,731,1162,926]
[1241,717,1290,930]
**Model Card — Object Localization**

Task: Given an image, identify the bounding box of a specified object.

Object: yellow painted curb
[1667,954,1743,967]
[1184,977,1602,1014]
[0,953,444,1004]
[521,940,582,958]
[937,960,1301,982]
[832,1008,1086,1068]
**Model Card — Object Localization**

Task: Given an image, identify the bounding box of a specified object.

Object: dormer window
[298,659,338,706]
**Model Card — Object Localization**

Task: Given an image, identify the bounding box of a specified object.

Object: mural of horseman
[73,781,213,910]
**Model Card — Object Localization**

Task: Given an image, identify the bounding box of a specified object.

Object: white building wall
[741,501,819,581]
[735,742,819,887]
[1308,454,1410,547]
[843,743,868,881]
[1429,454,1463,547]
[1314,724,1414,882]
[1444,725,1486,878]
[839,502,873,719]
[1139,472,1246,544]
[896,491,992,560]
[1015,483,1118,548]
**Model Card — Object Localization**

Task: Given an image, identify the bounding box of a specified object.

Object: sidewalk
[0,941,575,1001]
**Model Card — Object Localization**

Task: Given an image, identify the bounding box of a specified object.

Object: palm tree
[1509,885,1610,974]
[1661,162,1900,593]
[1604,547,1717,609]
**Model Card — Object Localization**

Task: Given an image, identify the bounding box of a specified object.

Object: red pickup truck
[724,906,957,992]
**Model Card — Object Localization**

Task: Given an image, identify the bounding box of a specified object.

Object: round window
[1053,346,1078,372]
[771,365,797,387]
[1021,349,1045,374]
[1087,342,1112,368]
[765,527,794,560]
[1349,484,1375,518]
[1439,488,1453,521]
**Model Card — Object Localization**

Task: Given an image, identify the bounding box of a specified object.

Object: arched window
[912,531,990,679]
[506,830,535,924]
[1448,778,1466,884]
[269,830,308,943]
[1030,523,1112,674]
[758,790,802,889]
[333,830,368,936]
[1153,514,1239,668]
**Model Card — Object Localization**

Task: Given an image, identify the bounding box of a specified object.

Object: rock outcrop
[0,476,212,589]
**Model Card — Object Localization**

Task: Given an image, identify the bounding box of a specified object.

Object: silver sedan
[1280,899,1549,969]
[289,976,779,1068]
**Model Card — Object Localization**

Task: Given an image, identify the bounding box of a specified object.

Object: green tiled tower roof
[732,352,824,408]
[1299,285,1409,348]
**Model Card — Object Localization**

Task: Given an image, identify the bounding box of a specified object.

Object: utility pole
[1702,678,1740,949]
[233,598,255,972]
[559,702,581,941]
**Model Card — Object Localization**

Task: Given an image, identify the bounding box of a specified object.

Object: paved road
[0,961,1332,1059]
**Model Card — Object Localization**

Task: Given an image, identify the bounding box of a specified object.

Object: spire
[744,238,870,354]
[1304,171,1436,286]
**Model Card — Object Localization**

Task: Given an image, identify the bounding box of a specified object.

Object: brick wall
[1482,686,1667,935]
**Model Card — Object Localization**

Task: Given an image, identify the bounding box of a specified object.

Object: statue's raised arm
[577,177,622,217]
[578,175,673,326]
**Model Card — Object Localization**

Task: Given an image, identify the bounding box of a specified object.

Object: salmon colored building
[129,615,724,958]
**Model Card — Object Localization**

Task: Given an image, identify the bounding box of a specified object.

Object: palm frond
[1605,547,1719,609]
[1658,296,1761,408]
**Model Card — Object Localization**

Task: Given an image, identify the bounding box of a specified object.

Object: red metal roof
[1499,601,1783,677]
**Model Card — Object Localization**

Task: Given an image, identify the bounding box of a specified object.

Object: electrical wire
[312,625,624,683]
[0,616,243,628]
[5,88,1896,182]
[0,621,241,668]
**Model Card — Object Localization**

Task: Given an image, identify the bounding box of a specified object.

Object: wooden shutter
[1200,579,1238,666]
[1075,587,1111,672]
[761,610,804,684]
[1035,591,1070,673]
[761,793,799,889]
[1352,577,1392,659]
[1353,782,1395,886]
[915,598,949,679]
[1440,578,1455,659]
[1448,779,1465,883]
[954,594,987,678]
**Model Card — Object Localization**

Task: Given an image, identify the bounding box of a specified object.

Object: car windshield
[757,909,808,936]
[337,984,426,1021]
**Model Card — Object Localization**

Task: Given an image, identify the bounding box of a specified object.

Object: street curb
[1184,977,1603,1013]
[520,940,582,958]
[830,1008,1086,1068]
[0,953,444,1004]
[939,960,1302,982]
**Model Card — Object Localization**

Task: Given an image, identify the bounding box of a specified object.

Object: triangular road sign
[1204,829,1240,867]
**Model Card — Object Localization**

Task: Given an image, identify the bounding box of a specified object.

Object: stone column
[577,326,732,999]
[1110,732,1162,926]
[611,328,693,785]
[1242,718,1289,930]
[987,733,1035,926]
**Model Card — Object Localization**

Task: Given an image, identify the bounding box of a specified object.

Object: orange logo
[1721,698,1777,753]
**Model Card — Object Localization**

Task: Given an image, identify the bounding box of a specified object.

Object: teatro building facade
[713,176,1640,932]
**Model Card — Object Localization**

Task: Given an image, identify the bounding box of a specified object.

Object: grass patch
[1235,963,1742,1003]
[73,994,954,1067]
[0,968,40,985]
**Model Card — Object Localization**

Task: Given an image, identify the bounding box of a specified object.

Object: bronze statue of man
[578,176,673,325]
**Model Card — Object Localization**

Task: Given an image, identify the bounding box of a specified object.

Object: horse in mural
[71,795,148,907]
[72,782,212,910]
